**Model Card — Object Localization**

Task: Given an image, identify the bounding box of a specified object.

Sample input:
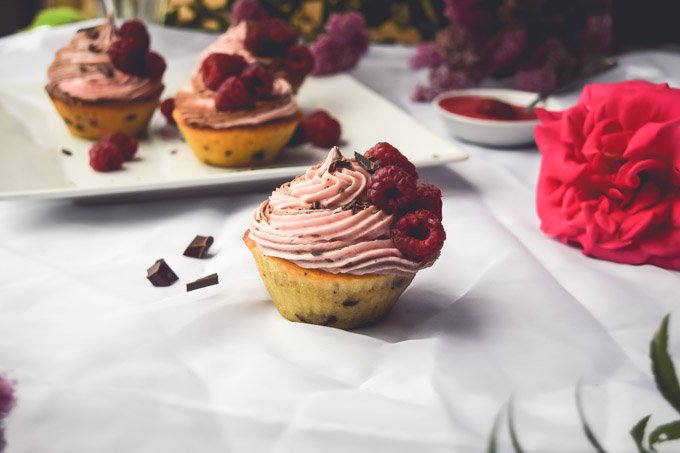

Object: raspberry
[303,110,341,147]
[241,64,273,98]
[265,18,298,50]
[368,165,417,214]
[214,76,253,111]
[103,132,139,161]
[108,38,145,75]
[201,53,248,91]
[118,19,150,52]
[285,45,314,77]
[405,183,443,219]
[160,98,176,125]
[89,141,124,172]
[364,142,418,178]
[144,51,166,80]
[244,27,276,57]
[391,209,446,262]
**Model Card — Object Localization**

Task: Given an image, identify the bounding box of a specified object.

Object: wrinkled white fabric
[1,21,680,453]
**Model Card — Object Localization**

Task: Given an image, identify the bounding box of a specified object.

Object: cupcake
[195,19,313,93]
[45,16,166,139]
[244,143,446,329]
[173,53,301,167]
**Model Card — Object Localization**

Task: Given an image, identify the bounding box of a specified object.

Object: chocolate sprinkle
[88,43,102,53]
[146,259,178,287]
[60,148,73,156]
[186,273,219,292]
[95,63,114,78]
[342,199,370,215]
[183,235,214,258]
[328,158,351,173]
[354,152,379,173]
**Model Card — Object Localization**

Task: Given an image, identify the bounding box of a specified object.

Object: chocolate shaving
[183,235,214,258]
[186,273,219,292]
[95,64,114,78]
[61,148,73,156]
[354,152,379,173]
[342,199,370,215]
[311,200,322,210]
[328,158,351,173]
[88,44,102,53]
[146,259,178,287]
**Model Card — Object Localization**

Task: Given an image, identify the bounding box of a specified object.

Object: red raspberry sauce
[438,95,537,121]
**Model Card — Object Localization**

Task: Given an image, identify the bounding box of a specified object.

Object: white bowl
[433,88,561,147]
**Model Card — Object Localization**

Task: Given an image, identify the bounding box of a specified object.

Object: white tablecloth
[1,23,679,453]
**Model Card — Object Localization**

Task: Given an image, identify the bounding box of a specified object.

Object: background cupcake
[45,15,166,139]
[174,53,300,168]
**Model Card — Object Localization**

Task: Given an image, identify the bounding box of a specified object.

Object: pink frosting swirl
[248,148,424,276]
[46,16,163,102]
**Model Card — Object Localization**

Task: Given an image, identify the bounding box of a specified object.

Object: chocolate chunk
[310,249,323,256]
[186,273,219,292]
[88,43,102,53]
[95,63,114,78]
[342,199,370,215]
[146,259,178,287]
[354,152,379,173]
[125,113,137,122]
[251,150,265,160]
[328,158,351,173]
[322,315,337,326]
[183,235,214,258]
[342,299,359,307]
[61,148,73,156]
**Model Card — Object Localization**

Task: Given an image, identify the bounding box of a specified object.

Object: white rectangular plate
[0,73,467,201]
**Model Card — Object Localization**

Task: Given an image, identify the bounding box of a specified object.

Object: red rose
[535,80,680,269]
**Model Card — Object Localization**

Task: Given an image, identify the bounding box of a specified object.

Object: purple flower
[230,0,268,24]
[514,65,557,93]
[492,28,527,71]
[429,66,472,92]
[410,43,444,69]
[310,12,369,75]
[581,13,613,53]
[0,374,15,453]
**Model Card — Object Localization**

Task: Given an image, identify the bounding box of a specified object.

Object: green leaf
[487,404,505,453]
[649,420,680,451]
[28,7,86,29]
[575,381,607,453]
[631,414,652,453]
[508,398,526,453]
[651,315,680,415]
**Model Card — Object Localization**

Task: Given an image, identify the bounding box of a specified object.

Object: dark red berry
[303,110,341,147]
[244,27,276,56]
[118,19,150,52]
[265,18,298,50]
[108,38,145,75]
[391,209,446,262]
[160,98,176,125]
[285,45,314,77]
[102,132,139,161]
[404,183,442,219]
[365,142,418,178]
[368,165,417,214]
[89,141,124,172]
[201,53,248,91]
[241,64,273,98]
[214,76,253,111]
[144,51,166,80]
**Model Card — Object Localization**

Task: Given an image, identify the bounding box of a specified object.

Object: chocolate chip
[310,249,323,256]
[95,63,114,78]
[88,43,102,53]
[61,148,73,156]
[354,152,379,173]
[342,199,370,214]
[311,200,322,210]
[125,113,137,122]
[146,259,178,287]
[224,150,233,156]
[322,315,337,326]
[391,277,406,290]
[342,299,359,307]
[186,273,219,292]
[251,150,265,160]
[183,235,214,258]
